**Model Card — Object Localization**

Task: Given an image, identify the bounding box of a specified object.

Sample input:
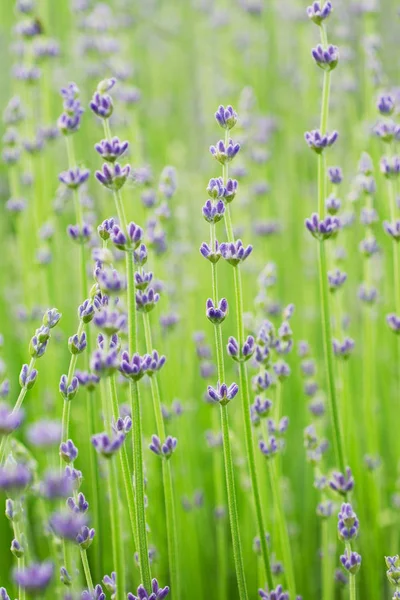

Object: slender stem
[80,548,94,593]
[0,357,37,464]
[108,456,126,600]
[220,403,248,600]
[13,517,26,600]
[131,379,152,590]
[103,116,151,589]
[267,460,296,597]
[317,237,346,474]
[109,375,138,550]
[387,176,400,314]
[321,519,333,600]
[142,314,180,598]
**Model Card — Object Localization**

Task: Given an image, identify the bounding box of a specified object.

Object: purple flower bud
[380,156,400,178]
[200,240,221,264]
[304,129,338,153]
[328,269,347,292]
[333,337,355,360]
[329,467,354,495]
[227,335,255,362]
[59,440,78,464]
[149,434,178,459]
[59,167,90,189]
[67,223,92,244]
[97,268,126,295]
[259,584,288,600]
[340,550,361,574]
[338,503,359,541]
[387,313,400,334]
[202,199,225,224]
[326,194,341,215]
[219,239,253,266]
[98,218,115,241]
[305,213,341,240]
[210,139,240,164]
[78,299,95,323]
[76,525,95,549]
[90,88,114,119]
[259,436,279,460]
[68,332,87,355]
[328,166,343,185]
[91,431,126,457]
[306,1,332,25]
[19,364,38,389]
[127,579,170,600]
[91,346,119,377]
[40,471,73,499]
[95,162,131,191]
[134,243,148,266]
[377,93,395,116]
[11,538,24,558]
[359,236,379,257]
[0,463,32,492]
[13,562,54,593]
[119,351,148,381]
[215,105,238,130]
[311,44,339,71]
[273,360,291,380]
[49,510,87,541]
[206,298,228,324]
[0,403,24,435]
[103,573,117,597]
[253,370,272,392]
[59,375,79,401]
[67,492,89,514]
[143,350,166,376]
[95,137,129,162]
[27,419,61,447]
[136,288,160,313]
[207,381,239,405]
[374,120,400,143]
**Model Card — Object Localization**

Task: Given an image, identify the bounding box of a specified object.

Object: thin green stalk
[80,548,94,593]
[387,174,400,314]
[109,374,138,550]
[317,237,346,474]
[142,314,180,599]
[131,379,152,591]
[267,460,296,597]
[13,517,26,600]
[321,519,333,600]
[102,116,151,589]
[345,544,357,600]
[208,221,247,598]
[224,155,273,590]
[220,402,248,600]
[108,456,126,600]
[0,357,36,464]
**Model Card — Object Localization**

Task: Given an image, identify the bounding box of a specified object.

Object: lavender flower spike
[312,44,339,71]
[227,335,255,362]
[127,579,170,600]
[91,431,126,457]
[149,434,178,459]
[206,298,228,324]
[304,129,338,153]
[387,313,400,334]
[59,166,90,189]
[95,162,131,191]
[384,220,400,241]
[210,139,240,164]
[337,503,359,540]
[329,467,354,495]
[215,105,238,130]
[377,94,395,116]
[95,137,129,162]
[305,213,341,240]
[259,584,289,599]
[0,403,24,435]
[340,550,361,574]
[13,562,54,593]
[207,382,239,405]
[307,1,332,25]
[219,239,253,265]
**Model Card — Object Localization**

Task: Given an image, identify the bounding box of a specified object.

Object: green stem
[0,357,36,464]
[108,456,126,600]
[131,379,152,590]
[317,237,346,474]
[220,403,248,600]
[142,314,180,598]
[109,375,138,550]
[321,519,333,600]
[80,548,94,593]
[268,460,296,597]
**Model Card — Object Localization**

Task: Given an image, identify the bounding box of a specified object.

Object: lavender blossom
[13,562,54,593]
[200,240,221,263]
[305,213,340,240]
[337,503,359,540]
[210,139,240,164]
[27,419,61,447]
[340,550,361,574]
[0,403,24,435]
[206,298,228,324]
[307,1,332,24]
[219,240,253,265]
[59,167,90,189]
[149,435,178,459]
[49,510,87,541]
[384,220,400,241]
[95,137,129,162]
[329,467,354,495]
[95,162,131,191]
[215,105,238,130]
[304,129,338,153]
[207,382,239,405]
[91,431,125,457]
[227,335,255,362]
[128,579,169,600]
[311,44,339,71]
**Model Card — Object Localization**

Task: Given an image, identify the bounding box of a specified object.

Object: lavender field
[0,0,399,599]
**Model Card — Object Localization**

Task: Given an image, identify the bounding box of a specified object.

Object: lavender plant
[0,0,399,598]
